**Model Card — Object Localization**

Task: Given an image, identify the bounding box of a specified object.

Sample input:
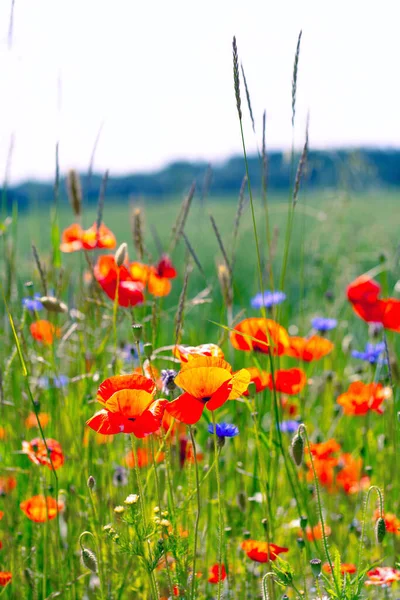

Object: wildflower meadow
[1,34,399,600]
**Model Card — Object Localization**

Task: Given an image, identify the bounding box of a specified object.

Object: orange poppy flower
[307,439,341,460]
[241,540,288,563]
[179,436,204,466]
[0,477,17,495]
[230,318,289,355]
[60,222,116,253]
[208,564,227,584]
[0,512,3,520]
[365,567,400,586]
[302,523,331,542]
[266,368,307,395]
[337,381,391,415]
[86,373,166,437]
[242,367,269,395]
[0,572,11,587]
[0,427,6,440]
[281,396,299,416]
[286,335,334,362]
[373,510,400,534]
[307,456,339,489]
[347,275,400,332]
[30,320,60,345]
[173,343,224,363]
[322,563,356,575]
[22,438,64,470]
[94,255,145,308]
[336,453,370,495]
[165,356,250,425]
[25,412,50,429]
[131,255,177,297]
[125,446,165,468]
[20,495,63,522]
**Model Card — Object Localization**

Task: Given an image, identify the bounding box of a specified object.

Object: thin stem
[189,425,201,600]
[212,412,223,600]
[356,485,384,575]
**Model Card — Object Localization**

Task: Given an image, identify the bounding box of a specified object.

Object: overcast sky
[1,0,399,183]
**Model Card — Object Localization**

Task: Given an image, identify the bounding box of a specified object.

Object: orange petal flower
[94,256,144,308]
[0,572,12,587]
[0,477,17,495]
[165,356,250,424]
[307,439,341,460]
[337,381,391,415]
[267,368,307,395]
[25,412,50,429]
[365,567,400,586]
[86,373,166,437]
[20,495,63,522]
[286,335,334,362]
[174,343,224,363]
[373,510,400,534]
[336,453,370,495]
[22,438,64,470]
[347,275,400,332]
[60,222,116,252]
[125,446,165,468]
[30,320,60,345]
[230,318,289,355]
[208,564,227,584]
[0,427,5,440]
[303,523,331,542]
[130,255,177,297]
[241,540,288,562]
[306,456,339,489]
[322,563,356,575]
[242,367,269,395]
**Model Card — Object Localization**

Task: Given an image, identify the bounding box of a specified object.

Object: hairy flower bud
[40,296,68,313]
[310,558,322,578]
[115,242,128,267]
[375,517,386,543]
[290,433,304,466]
[81,547,98,573]
[87,476,96,491]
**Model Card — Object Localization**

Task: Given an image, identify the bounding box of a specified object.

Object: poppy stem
[211,411,224,600]
[112,268,121,361]
[189,425,201,600]
[356,485,384,576]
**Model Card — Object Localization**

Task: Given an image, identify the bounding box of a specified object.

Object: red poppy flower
[337,381,391,415]
[20,495,63,522]
[208,564,227,584]
[347,275,400,332]
[0,572,11,587]
[230,318,290,355]
[179,436,204,466]
[286,335,334,362]
[373,510,400,534]
[322,563,356,575]
[365,567,400,586]
[60,222,116,253]
[125,446,165,468]
[242,367,269,395]
[173,343,224,363]
[30,320,60,345]
[241,540,288,562]
[307,456,339,489]
[307,439,341,460]
[0,427,5,440]
[94,255,144,308]
[281,396,299,416]
[165,356,250,425]
[267,368,307,395]
[302,523,331,542]
[86,373,166,437]
[0,512,3,520]
[22,438,64,470]
[336,453,370,495]
[25,412,50,429]
[0,477,17,495]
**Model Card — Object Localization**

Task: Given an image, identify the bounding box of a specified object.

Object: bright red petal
[165,393,205,424]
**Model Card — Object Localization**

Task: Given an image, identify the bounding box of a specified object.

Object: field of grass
[0,186,400,599]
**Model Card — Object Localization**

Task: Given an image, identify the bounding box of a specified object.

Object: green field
[1,188,400,598]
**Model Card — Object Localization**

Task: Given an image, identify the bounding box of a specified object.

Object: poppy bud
[261,518,268,530]
[296,537,305,550]
[40,296,68,313]
[375,517,386,543]
[25,281,34,289]
[115,242,128,267]
[224,527,232,537]
[237,492,246,512]
[243,530,251,539]
[87,476,96,491]
[290,433,304,466]
[300,515,308,530]
[310,558,322,578]
[143,343,153,359]
[131,323,143,342]
[81,547,98,573]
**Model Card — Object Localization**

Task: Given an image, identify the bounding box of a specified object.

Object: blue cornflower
[351,342,386,365]
[120,343,143,363]
[22,293,43,312]
[311,317,338,332]
[161,369,178,395]
[112,466,128,487]
[280,419,300,434]
[251,291,286,309]
[208,422,239,438]
[37,375,69,389]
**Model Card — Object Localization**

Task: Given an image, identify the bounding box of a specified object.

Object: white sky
[1,0,400,183]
